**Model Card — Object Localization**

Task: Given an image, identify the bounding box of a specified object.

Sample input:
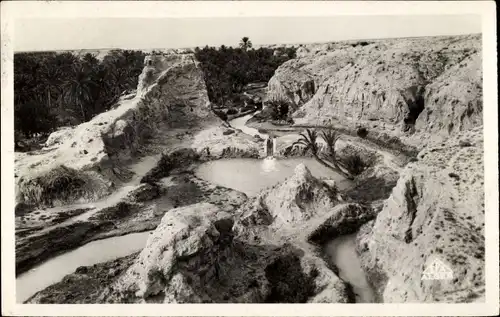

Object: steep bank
[356,127,484,303]
[267,34,482,149]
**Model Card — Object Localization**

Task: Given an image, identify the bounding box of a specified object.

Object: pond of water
[195,157,352,196]
[16,231,152,303]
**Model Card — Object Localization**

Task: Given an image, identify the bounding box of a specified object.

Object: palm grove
[14,37,297,149]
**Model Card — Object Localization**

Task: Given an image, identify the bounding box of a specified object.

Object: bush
[242,104,256,112]
[356,127,368,138]
[267,97,291,121]
[226,108,238,115]
[213,110,228,121]
[17,165,106,207]
[343,154,367,176]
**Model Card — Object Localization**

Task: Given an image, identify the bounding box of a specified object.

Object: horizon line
[14,32,482,54]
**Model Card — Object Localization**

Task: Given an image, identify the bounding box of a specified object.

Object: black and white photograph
[1,1,498,316]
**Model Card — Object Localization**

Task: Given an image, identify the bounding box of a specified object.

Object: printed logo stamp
[422,257,453,280]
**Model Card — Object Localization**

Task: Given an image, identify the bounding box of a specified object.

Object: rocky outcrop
[98,165,376,303]
[234,163,343,233]
[307,203,376,245]
[356,127,484,302]
[258,163,341,226]
[268,34,482,147]
[191,126,260,160]
[99,202,350,303]
[102,203,236,302]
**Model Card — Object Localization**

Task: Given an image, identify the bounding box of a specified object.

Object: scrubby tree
[267,98,290,121]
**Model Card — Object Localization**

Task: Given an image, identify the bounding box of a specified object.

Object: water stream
[324,233,375,303]
[229,113,267,138]
[16,231,152,303]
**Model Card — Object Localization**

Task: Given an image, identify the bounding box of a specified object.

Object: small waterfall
[264,137,277,157]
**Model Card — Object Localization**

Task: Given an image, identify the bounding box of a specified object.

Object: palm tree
[63,64,98,122]
[293,128,353,179]
[321,129,340,162]
[239,37,253,51]
[320,129,352,178]
[40,65,64,113]
[292,129,331,168]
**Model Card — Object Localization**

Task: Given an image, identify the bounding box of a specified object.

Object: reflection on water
[16,231,152,303]
[324,233,375,303]
[261,157,279,173]
[195,158,352,196]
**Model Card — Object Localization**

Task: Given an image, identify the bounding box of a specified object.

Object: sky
[14,15,481,52]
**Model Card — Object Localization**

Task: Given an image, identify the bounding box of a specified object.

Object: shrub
[226,108,238,115]
[17,165,106,207]
[242,104,256,112]
[267,97,291,121]
[356,127,368,138]
[343,154,367,176]
[213,110,228,121]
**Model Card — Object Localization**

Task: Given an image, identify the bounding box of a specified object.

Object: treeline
[14,42,296,143]
[14,50,146,139]
[194,45,297,106]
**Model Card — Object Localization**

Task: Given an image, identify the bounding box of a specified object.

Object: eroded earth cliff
[268,34,482,148]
